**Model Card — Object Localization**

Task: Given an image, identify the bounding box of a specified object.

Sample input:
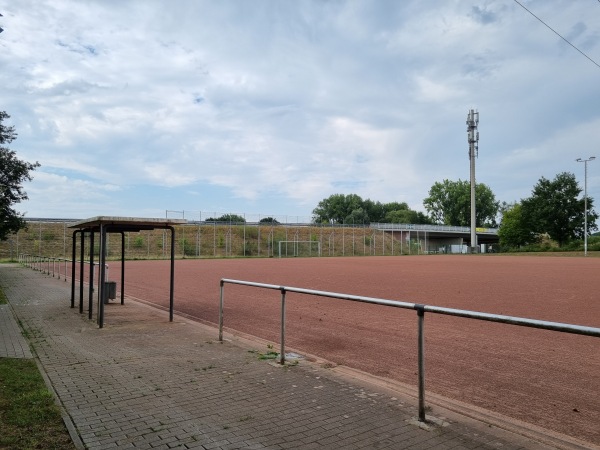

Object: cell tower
[466,109,479,253]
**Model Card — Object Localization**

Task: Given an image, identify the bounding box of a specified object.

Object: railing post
[219,280,225,342]
[280,287,286,365]
[416,304,426,422]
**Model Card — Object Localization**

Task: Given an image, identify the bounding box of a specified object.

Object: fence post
[416,305,426,422]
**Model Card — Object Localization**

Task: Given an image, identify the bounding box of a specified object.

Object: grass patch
[0,358,75,449]
[0,287,7,305]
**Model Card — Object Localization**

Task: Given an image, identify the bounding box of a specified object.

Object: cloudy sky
[1,1,599,222]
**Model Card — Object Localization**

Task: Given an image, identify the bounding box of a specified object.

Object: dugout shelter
[69,216,187,328]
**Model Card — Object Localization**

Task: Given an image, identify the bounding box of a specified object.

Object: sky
[1,0,599,222]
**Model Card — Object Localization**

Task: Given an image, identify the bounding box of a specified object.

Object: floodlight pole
[467,109,479,253]
[576,156,595,256]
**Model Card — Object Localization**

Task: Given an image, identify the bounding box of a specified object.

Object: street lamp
[576,156,595,256]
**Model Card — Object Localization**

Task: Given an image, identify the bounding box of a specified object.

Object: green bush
[42,231,56,241]
[181,238,196,257]
[132,235,144,249]
[587,236,600,251]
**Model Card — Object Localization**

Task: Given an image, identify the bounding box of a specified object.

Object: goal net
[278,241,321,258]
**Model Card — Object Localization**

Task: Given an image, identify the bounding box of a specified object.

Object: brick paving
[0,264,590,449]
[0,303,33,358]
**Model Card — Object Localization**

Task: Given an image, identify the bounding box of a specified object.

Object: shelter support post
[70,231,78,308]
[99,224,107,328]
[79,231,85,314]
[120,231,125,305]
[88,232,95,320]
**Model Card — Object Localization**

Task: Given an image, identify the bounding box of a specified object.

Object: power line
[513,0,600,70]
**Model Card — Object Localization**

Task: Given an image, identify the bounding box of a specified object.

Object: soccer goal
[278,241,321,258]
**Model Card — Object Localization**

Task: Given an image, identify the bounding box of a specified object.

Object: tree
[312,194,364,224]
[423,179,499,227]
[312,194,428,224]
[385,209,431,224]
[204,214,246,223]
[498,202,534,249]
[259,217,279,225]
[344,207,369,225]
[521,172,597,247]
[0,111,40,241]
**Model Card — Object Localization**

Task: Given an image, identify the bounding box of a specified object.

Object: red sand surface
[108,255,600,445]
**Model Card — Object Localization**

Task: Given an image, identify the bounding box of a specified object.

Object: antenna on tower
[466,110,479,158]
[466,109,479,253]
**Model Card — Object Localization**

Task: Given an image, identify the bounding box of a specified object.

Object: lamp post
[576,156,595,256]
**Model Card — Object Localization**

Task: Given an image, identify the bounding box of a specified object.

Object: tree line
[312,194,430,225]
[313,174,597,250]
[312,181,499,227]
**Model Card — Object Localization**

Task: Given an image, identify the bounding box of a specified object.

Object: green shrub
[132,235,144,249]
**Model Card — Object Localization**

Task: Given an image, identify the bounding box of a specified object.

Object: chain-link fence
[1,219,429,260]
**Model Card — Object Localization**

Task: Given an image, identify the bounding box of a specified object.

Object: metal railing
[370,222,499,234]
[18,254,108,283]
[19,254,71,280]
[218,278,600,422]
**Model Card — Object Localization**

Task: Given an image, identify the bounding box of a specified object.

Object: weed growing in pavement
[258,351,279,360]
[253,344,279,360]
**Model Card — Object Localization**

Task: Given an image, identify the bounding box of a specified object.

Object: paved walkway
[0,264,594,450]
[0,303,32,358]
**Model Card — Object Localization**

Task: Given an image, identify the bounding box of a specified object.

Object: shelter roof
[69,216,187,232]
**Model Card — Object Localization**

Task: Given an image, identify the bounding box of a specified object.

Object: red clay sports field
[105,255,600,446]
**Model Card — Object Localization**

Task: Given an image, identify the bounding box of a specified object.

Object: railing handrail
[369,223,499,234]
[220,278,599,337]
[218,278,600,423]
[18,254,108,283]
